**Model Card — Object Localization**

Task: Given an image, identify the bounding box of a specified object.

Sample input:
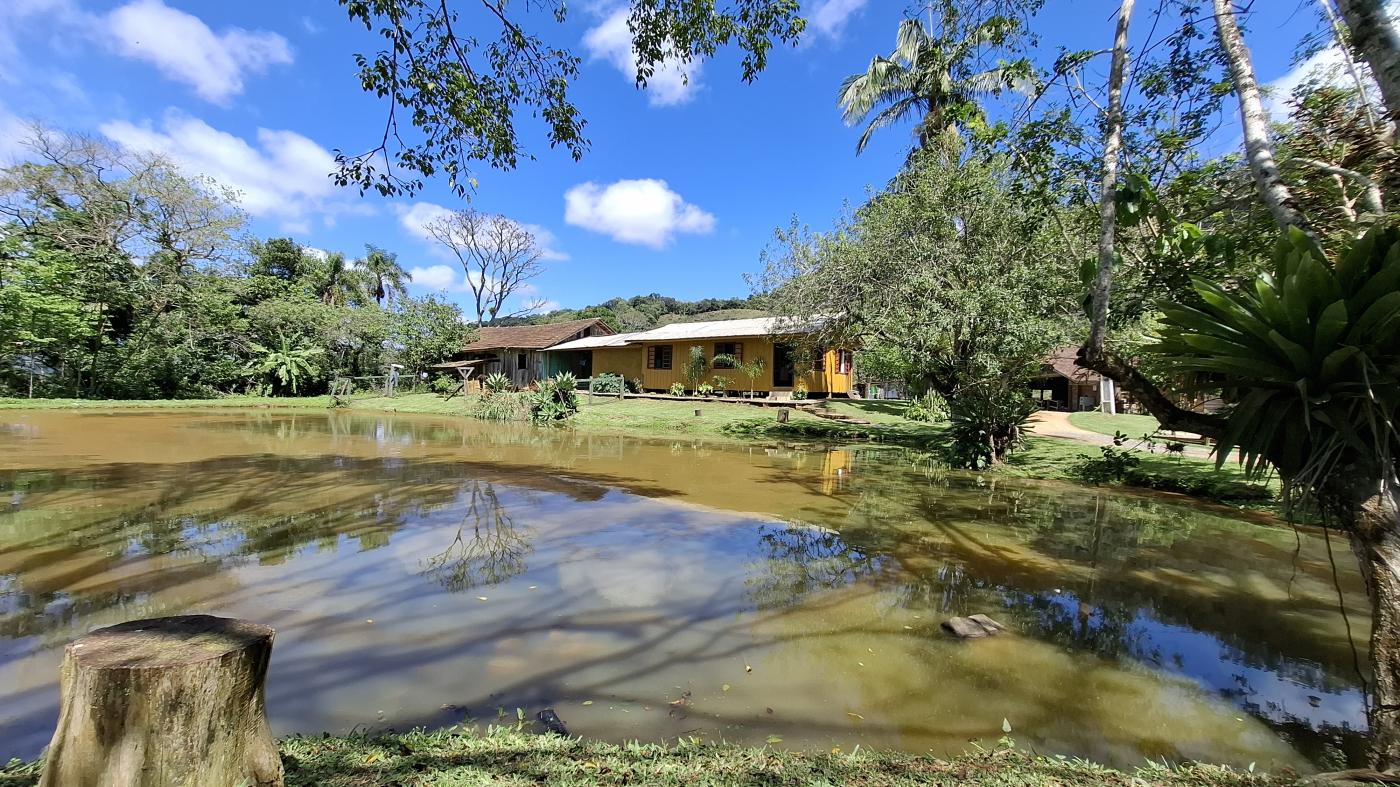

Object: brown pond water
[0,409,1375,771]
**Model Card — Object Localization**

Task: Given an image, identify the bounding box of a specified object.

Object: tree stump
[777,408,791,423]
[40,615,283,787]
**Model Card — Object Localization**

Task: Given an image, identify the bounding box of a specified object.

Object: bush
[791,383,809,400]
[591,373,624,394]
[1073,431,1141,484]
[668,382,686,397]
[429,374,458,394]
[483,372,514,394]
[946,384,1035,469]
[710,376,730,394]
[903,390,948,422]
[629,377,644,393]
[529,372,580,424]
[697,383,715,397]
[471,391,530,421]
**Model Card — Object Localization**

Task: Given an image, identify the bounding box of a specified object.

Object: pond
[0,409,1374,771]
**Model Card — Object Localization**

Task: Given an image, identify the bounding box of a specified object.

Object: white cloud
[810,0,870,39]
[103,0,292,104]
[406,264,464,292]
[564,178,715,248]
[395,201,569,261]
[100,110,367,232]
[0,104,30,163]
[1264,1,1395,117]
[583,9,701,106]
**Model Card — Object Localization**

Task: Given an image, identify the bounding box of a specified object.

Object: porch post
[1100,378,1117,414]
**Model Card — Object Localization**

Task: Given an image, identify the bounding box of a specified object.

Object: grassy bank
[0,726,1289,787]
[1069,411,1165,438]
[0,393,1273,509]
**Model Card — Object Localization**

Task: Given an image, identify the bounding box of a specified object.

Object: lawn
[0,726,1292,787]
[1068,411,1163,438]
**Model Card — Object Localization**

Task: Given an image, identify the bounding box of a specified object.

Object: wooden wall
[635,338,853,394]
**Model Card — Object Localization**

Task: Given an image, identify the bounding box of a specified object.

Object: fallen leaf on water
[902,625,914,630]
[1002,718,1012,733]
[722,683,731,692]
[857,661,865,667]
[766,735,783,745]
[831,747,843,754]
[847,712,865,721]
[365,619,374,624]
[765,707,774,715]
[582,701,594,706]
[745,664,753,673]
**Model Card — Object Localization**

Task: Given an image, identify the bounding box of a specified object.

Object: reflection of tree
[421,481,532,591]
[746,523,889,609]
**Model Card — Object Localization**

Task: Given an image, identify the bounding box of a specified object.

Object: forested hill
[493,294,770,332]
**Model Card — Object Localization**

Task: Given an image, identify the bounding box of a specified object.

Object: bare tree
[422,208,547,326]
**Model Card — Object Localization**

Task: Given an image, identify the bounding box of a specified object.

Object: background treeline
[0,127,467,399]
[493,293,770,332]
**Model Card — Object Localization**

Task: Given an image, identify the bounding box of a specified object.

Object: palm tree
[359,245,411,307]
[246,334,324,395]
[319,251,369,306]
[838,14,1031,154]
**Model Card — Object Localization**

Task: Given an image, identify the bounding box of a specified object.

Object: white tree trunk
[1086,0,1135,359]
[1212,0,1310,233]
[40,615,284,787]
[1335,0,1400,122]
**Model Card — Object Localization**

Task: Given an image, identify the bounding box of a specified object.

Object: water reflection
[0,409,1374,770]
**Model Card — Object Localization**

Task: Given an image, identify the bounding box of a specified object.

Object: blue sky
[0,0,1325,315]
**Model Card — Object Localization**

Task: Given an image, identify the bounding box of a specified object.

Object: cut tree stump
[40,615,283,787]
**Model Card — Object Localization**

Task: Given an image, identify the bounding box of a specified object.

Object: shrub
[791,383,809,400]
[471,391,530,421]
[945,383,1035,469]
[683,346,709,393]
[1073,432,1141,484]
[483,372,514,394]
[697,383,715,397]
[903,390,948,422]
[629,377,644,393]
[668,382,686,397]
[529,372,580,424]
[710,376,730,394]
[591,373,624,394]
[429,374,458,394]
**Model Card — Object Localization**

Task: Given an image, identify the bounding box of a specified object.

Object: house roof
[624,316,825,342]
[1039,345,1102,383]
[547,332,643,351]
[462,318,615,352]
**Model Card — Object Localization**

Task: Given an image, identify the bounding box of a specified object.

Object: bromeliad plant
[1149,226,1400,493]
[529,372,580,424]
[1149,225,1400,764]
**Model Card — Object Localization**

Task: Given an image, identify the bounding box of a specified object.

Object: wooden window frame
[516,352,528,371]
[712,342,742,368]
[647,344,673,370]
[836,350,853,375]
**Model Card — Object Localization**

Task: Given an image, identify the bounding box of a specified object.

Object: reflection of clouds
[556,546,717,608]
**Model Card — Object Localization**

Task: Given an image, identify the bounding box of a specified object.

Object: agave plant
[1149,225,1400,492]
[482,371,514,394]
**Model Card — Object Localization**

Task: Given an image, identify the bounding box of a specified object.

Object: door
[773,344,795,388]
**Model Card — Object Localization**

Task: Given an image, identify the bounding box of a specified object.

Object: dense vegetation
[0,129,468,400]
[494,293,770,332]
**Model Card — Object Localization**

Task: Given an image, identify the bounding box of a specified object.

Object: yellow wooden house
[547,317,854,397]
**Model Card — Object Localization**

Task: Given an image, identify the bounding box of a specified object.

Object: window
[812,351,826,372]
[713,342,742,368]
[647,344,673,370]
[836,350,853,374]
[516,353,528,371]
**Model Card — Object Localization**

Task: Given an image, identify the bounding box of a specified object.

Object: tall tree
[1333,0,1400,120]
[1085,0,1134,362]
[838,9,1033,153]
[422,209,547,326]
[1212,0,1309,232]
[359,245,410,307]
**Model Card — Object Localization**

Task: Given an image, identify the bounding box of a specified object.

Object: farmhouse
[456,318,615,388]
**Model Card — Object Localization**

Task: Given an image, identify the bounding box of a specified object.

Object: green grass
[0,726,1291,787]
[1068,411,1164,438]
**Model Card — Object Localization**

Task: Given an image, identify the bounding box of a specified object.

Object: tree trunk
[1087,0,1135,359]
[1350,489,1400,770]
[40,615,284,787]
[1212,0,1310,233]
[1334,0,1400,123]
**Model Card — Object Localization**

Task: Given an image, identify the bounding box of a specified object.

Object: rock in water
[941,614,1008,639]
[536,708,569,736]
